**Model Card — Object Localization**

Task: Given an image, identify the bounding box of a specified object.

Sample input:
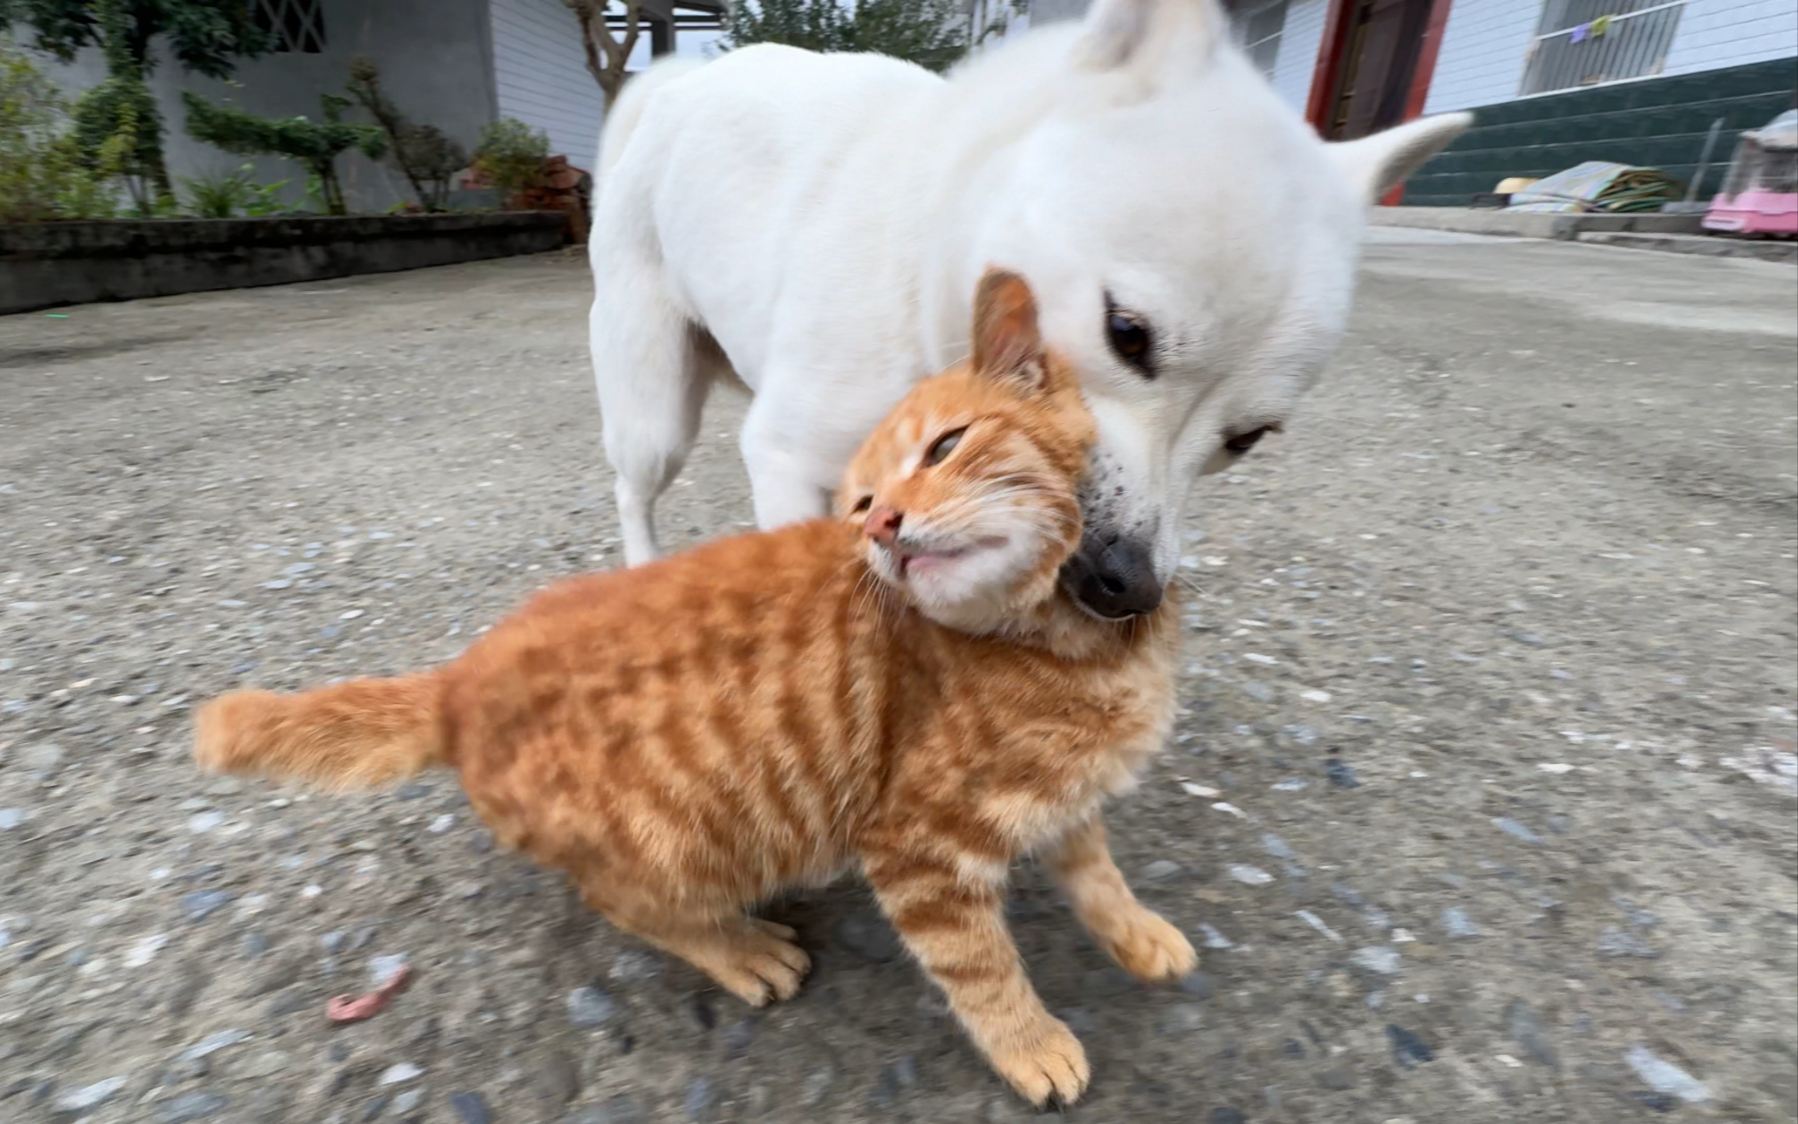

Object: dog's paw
[988,1016,1090,1107]
[1097,906,1197,982]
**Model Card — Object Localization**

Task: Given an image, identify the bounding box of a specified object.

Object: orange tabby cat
[194,270,1192,1106]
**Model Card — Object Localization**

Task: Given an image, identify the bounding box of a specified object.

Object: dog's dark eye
[851,495,873,513]
[1224,427,1271,455]
[923,427,966,467]
[1104,296,1153,377]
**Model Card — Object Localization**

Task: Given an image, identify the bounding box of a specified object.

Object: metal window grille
[1519,0,1684,96]
[1233,0,1289,77]
[253,0,327,54]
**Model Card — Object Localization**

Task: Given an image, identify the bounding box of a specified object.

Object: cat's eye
[923,427,966,467]
[1224,426,1272,455]
[1104,294,1153,377]
[851,495,873,513]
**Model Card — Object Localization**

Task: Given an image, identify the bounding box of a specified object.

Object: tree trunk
[567,0,641,103]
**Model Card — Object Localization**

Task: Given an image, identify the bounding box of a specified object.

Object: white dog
[587,0,1468,618]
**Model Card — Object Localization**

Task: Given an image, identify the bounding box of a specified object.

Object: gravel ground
[1,238,1795,1124]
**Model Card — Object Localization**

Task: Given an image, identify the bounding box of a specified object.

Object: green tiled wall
[1405,57,1797,206]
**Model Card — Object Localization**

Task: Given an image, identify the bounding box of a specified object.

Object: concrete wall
[36,0,500,213]
[1424,0,1798,115]
[491,0,605,173]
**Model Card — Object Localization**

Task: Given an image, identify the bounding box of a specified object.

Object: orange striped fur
[193,271,1191,1105]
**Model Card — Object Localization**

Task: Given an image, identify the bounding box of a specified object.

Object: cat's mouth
[883,535,1010,579]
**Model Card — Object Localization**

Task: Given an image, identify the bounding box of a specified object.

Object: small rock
[721,1017,757,1059]
[1241,681,1274,703]
[427,815,455,834]
[1142,859,1184,883]
[158,1090,230,1123]
[1353,946,1402,975]
[367,953,409,986]
[378,1063,423,1085]
[683,1077,714,1122]
[0,809,21,830]
[449,1091,491,1124]
[1596,926,1659,959]
[1261,833,1296,860]
[1228,864,1273,886]
[1441,908,1480,939]
[1158,1003,1205,1034]
[55,1076,128,1113]
[1624,1046,1711,1103]
[867,1057,918,1108]
[180,1029,250,1062]
[799,1065,836,1107]
[391,1090,423,1115]
[1178,972,1214,999]
[181,890,232,922]
[536,1051,579,1104]
[1387,1024,1434,1069]
[362,1094,390,1121]
[1209,1110,1247,1124]
[187,811,225,834]
[126,933,170,967]
[835,910,902,961]
[1633,1091,1679,1113]
[1505,999,1559,1067]
[242,931,268,959]
[608,950,662,983]
[688,994,716,1030]
[1325,758,1360,789]
[1198,924,1234,949]
[566,985,615,1028]
[1492,817,1541,844]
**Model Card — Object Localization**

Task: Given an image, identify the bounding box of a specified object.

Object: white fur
[588,0,1468,585]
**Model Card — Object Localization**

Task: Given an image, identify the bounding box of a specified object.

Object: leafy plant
[0,31,127,220]
[243,174,288,217]
[345,56,467,211]
[180,163,254,217]
[471,117,548,201]
[2,0,272,202]
[183,91,387,215]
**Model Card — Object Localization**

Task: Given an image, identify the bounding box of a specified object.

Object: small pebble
[1210,1110,1247,1124]
[56,1076,128,1112]
[1325,759,1360,789]
[567,985,615,1028]
[1198,924,1234,949]
[1353,946,1402,975]
[179,1029,249,1062]
[684,1077,714,1121]
[449,1091,491,1124]
[181,890,232,922]
[1142,859,1183,883]
[378,1063,423,1085]
[1493,817,1542,844]
[368,953,410,986]
[609,950,662,983]
[1596,926,1659,959]
[1441,907,1481,939]
[126,933,170,966]
[0,809,21,830]
[157,1090,230,1123]
[1625,1046,1712,1103]
[187,811,225,834]
[1228,864,1273,886]
[392,1090,423,1115]
[1388,1024,1434,1068]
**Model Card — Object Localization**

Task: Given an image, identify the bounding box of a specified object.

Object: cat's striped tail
[193,674,444,791]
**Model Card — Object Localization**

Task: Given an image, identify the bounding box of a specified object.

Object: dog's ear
[1329,113,1472,203]
[972,268,1047,392]
[1074,0,1224,73]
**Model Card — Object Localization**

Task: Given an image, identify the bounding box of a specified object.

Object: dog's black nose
[1061,535,1163,619]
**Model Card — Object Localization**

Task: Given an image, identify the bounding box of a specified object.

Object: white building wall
[1421,0,1538,113]
[1269,0,1328,113]
[1662,0,1798,75]
[1424,0,1797,114]
[490,0,606,172]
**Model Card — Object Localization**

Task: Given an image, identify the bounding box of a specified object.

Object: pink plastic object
[1702,191,1798,236]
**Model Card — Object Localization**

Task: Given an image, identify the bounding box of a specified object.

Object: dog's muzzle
[1060,533,1163,619]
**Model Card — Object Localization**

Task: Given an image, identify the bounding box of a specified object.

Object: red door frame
[1304,0,1456,204]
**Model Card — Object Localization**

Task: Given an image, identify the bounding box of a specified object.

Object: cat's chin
[868,536,1052,633]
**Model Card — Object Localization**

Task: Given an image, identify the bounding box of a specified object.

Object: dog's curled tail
[194,674,443,791]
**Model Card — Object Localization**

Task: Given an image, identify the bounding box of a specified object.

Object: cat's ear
[971,268,1048,393]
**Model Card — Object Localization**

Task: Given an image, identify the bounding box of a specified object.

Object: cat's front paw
[1098,907,1197,982]
[987,1016,1090,1107]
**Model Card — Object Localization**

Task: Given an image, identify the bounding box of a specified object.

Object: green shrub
[183,91,386,215]
[0,33,130,221]
[472,117,549,200]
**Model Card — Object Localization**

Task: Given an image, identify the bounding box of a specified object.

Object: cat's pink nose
[866,506,904,548]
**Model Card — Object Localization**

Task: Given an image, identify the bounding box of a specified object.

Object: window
[253,0,327,54]
[1520,0,1685,96]
[1232,0,1290,77]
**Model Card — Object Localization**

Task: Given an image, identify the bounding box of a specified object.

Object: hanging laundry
[1569,21,1592,42]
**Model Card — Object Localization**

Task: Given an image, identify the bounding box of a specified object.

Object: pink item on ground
[326,963,414,1023]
